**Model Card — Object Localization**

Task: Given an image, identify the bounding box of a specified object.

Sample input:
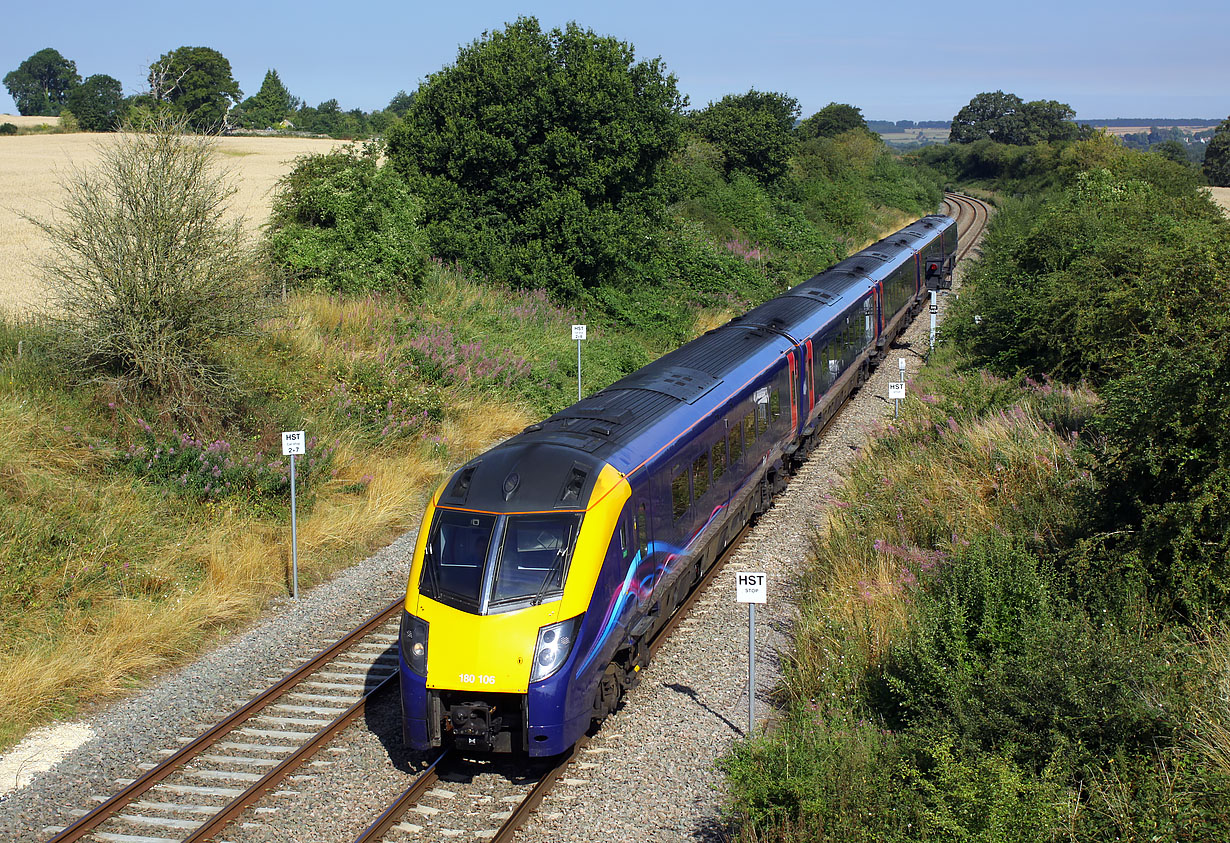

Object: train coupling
[448,701,511,752]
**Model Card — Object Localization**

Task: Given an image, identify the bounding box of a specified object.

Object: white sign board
[898,357,907,372]
[572,324,587,341]
[735,571,767,604]
[282,430,306,456]
[887,382,907,400]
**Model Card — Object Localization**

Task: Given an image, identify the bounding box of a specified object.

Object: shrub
[0,122,16,135]
[874,535,1186,775]
[30,113,264,420]
[266,141,427,293]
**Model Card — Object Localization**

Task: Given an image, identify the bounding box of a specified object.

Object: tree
[148,47,242,130]
[1204,119,1230,186]
[796,102,868,140]
[385,16,685,296]
[950,91,1082,145]
[66,74,124,131]
[386,90,413,116]
[4,48,80,116]
[689,89,800,182]
[31,113,263,416]
[236,69,293,128]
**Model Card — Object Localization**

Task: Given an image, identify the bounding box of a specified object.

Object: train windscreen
[420,511,580,613]
[420,510,495,610]
[490,514,581,607]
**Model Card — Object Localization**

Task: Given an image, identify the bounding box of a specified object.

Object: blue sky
[3,0,1227,121]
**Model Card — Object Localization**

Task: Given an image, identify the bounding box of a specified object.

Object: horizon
[3,0,1228,123]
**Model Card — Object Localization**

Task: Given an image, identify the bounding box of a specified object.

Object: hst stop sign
[735,571,767,603]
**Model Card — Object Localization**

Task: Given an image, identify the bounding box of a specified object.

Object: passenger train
[399,214,958,755]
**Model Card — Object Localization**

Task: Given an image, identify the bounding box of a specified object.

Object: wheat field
[1211,186,1230,217]
[0,129,342,315]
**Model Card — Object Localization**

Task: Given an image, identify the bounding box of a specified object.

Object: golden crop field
[0,126,342,315]
[1210,186,1230,217]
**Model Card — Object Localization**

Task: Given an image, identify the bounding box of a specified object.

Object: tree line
[3,46,408,136]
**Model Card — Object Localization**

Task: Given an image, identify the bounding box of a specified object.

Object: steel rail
[49,596,404,843]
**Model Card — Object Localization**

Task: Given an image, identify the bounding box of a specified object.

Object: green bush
[0,122,16,135]
[266,142,427,293]
[874,536,1184,775]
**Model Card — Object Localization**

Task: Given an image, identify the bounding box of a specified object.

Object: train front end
[399,445,628,756]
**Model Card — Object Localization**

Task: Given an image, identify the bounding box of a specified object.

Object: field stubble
[0,131,342,314]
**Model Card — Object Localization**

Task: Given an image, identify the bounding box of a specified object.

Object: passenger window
[712,437,727,481]
[671,466,689,521]
[728,423,743,465]
[770,390,781,423]
[693,452,710,499]
[744,411,756,446]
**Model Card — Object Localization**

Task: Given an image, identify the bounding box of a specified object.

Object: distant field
[1094,124,1212,137]
[1211,187,1230,217]
[0,131,343,315]
[877,127,949,145]
[0,113,60,128]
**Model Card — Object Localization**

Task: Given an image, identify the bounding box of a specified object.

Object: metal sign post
[572,324,587,401]
[929,292,938,352]
[282,431,306,600]
[735,571,767,736]
[888,381,906,418]
[893,357,907,419]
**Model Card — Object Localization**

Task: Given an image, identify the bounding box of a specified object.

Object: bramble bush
[266,141,427,294]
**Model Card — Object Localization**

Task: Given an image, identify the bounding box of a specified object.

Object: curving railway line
[41,193,992,843]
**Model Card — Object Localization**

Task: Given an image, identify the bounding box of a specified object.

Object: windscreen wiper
[531,524,574,606]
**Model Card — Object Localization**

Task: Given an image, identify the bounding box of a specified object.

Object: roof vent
[449,465,478,501]
[559,466,588,504]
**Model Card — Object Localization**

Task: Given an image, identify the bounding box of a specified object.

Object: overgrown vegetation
[722,138,1230,840]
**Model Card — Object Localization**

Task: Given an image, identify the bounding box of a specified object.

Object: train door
[632,492,653,598]
[804,340,815,415]
[787,352,799,432]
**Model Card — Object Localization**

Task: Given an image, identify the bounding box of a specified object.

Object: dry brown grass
[0,288,535,749]
[0,132,342,315]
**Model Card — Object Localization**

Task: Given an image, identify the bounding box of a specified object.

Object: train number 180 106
[458,673,495,685]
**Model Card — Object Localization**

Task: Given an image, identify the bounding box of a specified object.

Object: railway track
[47,600,405,843]
[352,520,756,843]
[941,191,991,261]
[42,195,992,843]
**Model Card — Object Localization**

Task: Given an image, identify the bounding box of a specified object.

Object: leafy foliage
[949,146,1230,618]
[1204,117,1230,186]
[235,69,296,129]
[266,142,428,293]
[385,16,685,300]
[949,91,1084,145]
[3,48,80,116]
[796,102,868,141]
[148,46,242,130]
[689,89,799,183]
[31,113,264,419]
[66,74,124,131]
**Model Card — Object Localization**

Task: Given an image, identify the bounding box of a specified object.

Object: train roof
[436,217,955,514]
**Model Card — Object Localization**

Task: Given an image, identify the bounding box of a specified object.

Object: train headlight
[400,611,429,676]
[530,615,583,682]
